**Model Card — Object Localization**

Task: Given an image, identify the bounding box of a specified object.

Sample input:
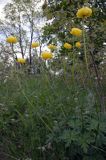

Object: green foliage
[42,0,105,66]
[0,70,106,159]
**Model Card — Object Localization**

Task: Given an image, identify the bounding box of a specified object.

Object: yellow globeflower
[75,42,82,48]
[17,58,26,64]
[6,36,17,44]
[76,7,92,18]
[48,44,57,50]
[41,51,53,60]
[31,42,39,48]
[70,28,82,37]
[64,43,72,49]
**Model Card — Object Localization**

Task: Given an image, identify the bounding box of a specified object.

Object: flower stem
[83,26,90,76]
[72,37,75,83]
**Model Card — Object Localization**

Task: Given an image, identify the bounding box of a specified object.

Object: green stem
[16,75,53,133]
[11,43,15,62]
[63,58,66,77]
[80,105,84,132]
[72,37,75,83]
[83,26,90,76]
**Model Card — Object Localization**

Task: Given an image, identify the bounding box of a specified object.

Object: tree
[42,0,105,61]
[0,0,43,66]
[41,0,105,85]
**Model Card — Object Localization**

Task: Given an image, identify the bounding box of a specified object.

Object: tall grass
[0,67,106,160]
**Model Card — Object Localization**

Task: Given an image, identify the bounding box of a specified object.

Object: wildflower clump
[48,44,57,50]
[41,51,53,60]
[31,42,39,48]
[75,42,82,48]
[76,7,92,18]
[64,43,72,49]
[16,58,26,64]
[6,36,18,44]
[70,28,82,37]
